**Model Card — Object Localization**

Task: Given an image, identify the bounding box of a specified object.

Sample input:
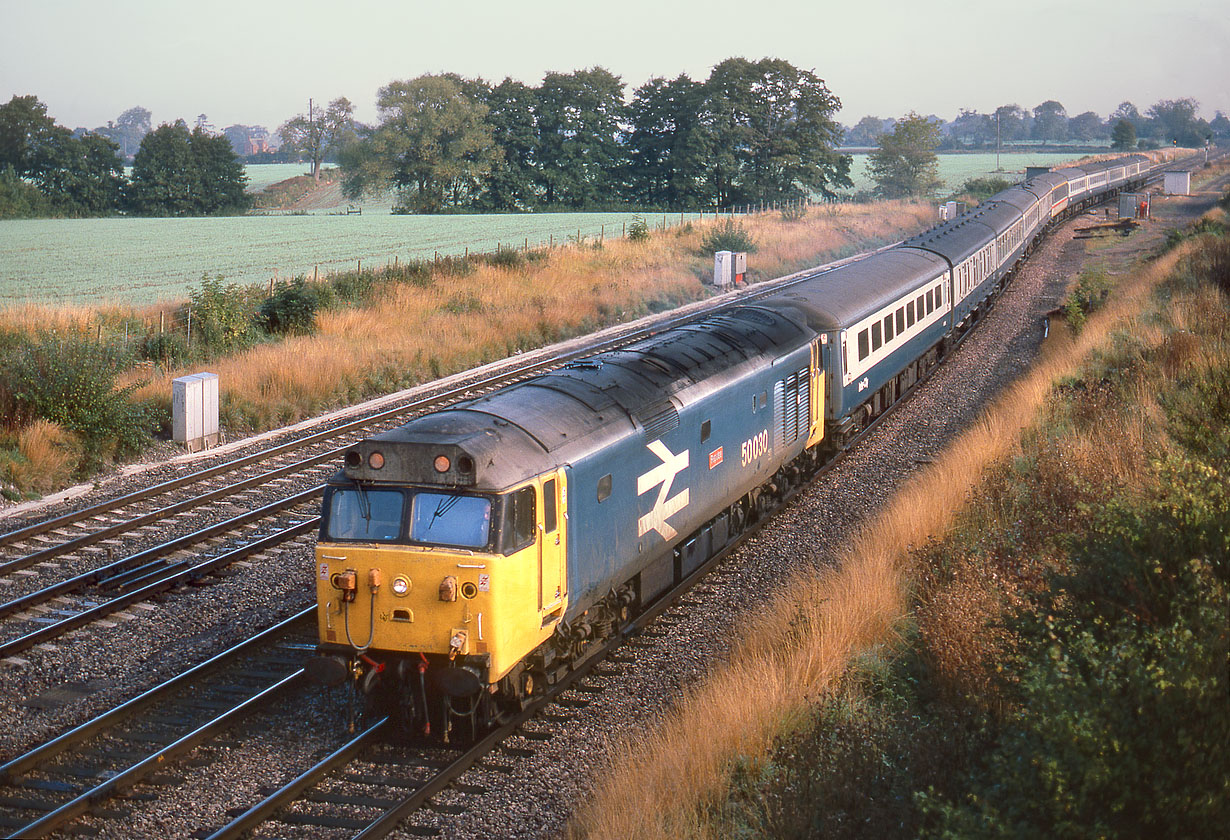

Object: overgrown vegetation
[712,226,1230,839]
[699,218,758,254]
[0,331,156,490]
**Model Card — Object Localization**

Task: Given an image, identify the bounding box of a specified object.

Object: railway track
[0,609,316,838]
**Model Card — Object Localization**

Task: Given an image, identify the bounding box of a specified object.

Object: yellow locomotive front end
[309,440,570,740]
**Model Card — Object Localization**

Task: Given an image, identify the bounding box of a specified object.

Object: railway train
[306,153,1155,740]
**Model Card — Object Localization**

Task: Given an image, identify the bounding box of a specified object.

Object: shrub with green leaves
[0,333,153,468]
[186,275,260,354]
[627,215,650,242]
[700,218,758,254]
[258,278,323,335]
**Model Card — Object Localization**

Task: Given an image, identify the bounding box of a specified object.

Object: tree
[93,106,151,159]
[126,121,248,215]
[695,57,850,206]
[1068,111,1104,142]
[534,67,626,207]
[474,78,540,211]
[1112,101,1144,131]
[342,74,499,213]
[35,131,124,214]
[190,126,249,213]
[949,108,994,148]
[1146,98,1208,148]
[1111,119,1137,151]
[624,74,708,207]
[1211,111,1230,143]
[0,95,60,179]
[993,104,1027,142]
[278,97,356,180]
[867,112,942,199]
[844,115,890,147]
[1032,100,1069,142]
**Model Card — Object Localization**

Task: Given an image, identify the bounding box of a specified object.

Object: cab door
[538,469,567,615]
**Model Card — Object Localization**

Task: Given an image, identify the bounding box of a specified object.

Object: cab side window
[543,478,557,533]
[502,486,537,553]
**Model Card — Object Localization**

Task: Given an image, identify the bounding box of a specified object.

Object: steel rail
[0,517,319,659]
[0,487,322,621]
[0,606,314,781]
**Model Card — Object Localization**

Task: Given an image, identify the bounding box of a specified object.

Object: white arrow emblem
[637,440,690,540]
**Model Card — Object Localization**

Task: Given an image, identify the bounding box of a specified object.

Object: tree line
[321,58,851,213]
[0,95,249,218]
[844,98,1228,151]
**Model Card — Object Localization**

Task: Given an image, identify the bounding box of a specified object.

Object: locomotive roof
[339,305,811,491]
[759,248,949,331]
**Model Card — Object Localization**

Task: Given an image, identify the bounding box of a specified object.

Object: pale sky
[2,0,1226,132]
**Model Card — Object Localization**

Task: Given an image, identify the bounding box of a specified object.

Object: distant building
[222,124,274,156]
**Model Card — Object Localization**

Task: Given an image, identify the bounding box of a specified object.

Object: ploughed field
[1,153,1079,307]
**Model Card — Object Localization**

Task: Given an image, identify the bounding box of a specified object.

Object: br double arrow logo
[636,440,689,540]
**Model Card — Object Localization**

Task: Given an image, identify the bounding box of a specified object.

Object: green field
[0,153,1088,307]
[0,211,686,306]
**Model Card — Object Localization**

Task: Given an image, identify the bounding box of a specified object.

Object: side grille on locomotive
[635,400,680,442]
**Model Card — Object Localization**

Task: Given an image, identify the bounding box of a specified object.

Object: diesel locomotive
[307,153,1155,740]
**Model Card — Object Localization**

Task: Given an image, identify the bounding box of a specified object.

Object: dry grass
[124,201,934,430]
[569,231,1196,840]
[0,420,81,494]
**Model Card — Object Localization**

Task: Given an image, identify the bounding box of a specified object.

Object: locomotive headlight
[391,576,410,597]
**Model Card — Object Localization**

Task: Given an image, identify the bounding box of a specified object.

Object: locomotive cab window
[501,486,536,553]
[409,492,492,549]
[325,487,405,542]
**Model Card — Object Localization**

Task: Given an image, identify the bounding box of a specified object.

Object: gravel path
[2,182,1217,838]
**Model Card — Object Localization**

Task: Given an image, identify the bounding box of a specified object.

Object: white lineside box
[1163,171,1190,195]
[173,372,220,452]
[713,250,734,287]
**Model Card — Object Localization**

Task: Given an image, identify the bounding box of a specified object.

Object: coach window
[883,314,894,342]
[597,474,612,503]
[701,420,711,443]
[896,308,905,334]
[926,289,934,314]
[871,322,882,351]
[906,303,915,328]
[858,329,870,361]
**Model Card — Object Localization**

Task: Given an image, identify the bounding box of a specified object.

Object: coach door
[539,469,567,616]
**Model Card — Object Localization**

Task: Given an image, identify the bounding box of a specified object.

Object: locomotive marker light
[368,451,384,469]
[391,575,410,596]
[434,454,451,472]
